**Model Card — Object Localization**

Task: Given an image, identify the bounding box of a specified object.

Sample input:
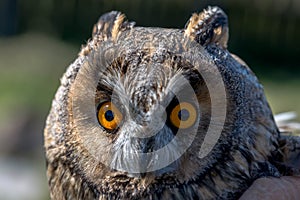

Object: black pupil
[178,109,190,121]
[105,110,114,121]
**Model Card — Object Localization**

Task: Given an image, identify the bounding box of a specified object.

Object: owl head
[45,6,280,199]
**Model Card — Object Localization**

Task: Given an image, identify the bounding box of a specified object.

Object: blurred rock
[0,108,44,158]
[0,156,48,200]
[275,112,300,135]
[0,108,49,199]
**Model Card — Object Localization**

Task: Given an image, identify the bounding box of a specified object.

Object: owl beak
[111,106,179,175]
[111,123,179,175]
[131,127,179,173]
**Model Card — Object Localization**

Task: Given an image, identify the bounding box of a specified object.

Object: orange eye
[97,102,123,131]
[170,102,197,129]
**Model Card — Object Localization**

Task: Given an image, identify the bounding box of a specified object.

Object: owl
[44,6,300,199]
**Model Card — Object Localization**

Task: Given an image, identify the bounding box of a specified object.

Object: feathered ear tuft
[184,6,229,48]
[92,11,135,41]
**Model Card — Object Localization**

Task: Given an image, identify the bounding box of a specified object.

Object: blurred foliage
[3,0,298,77]
[0,1,299,199]
[263,80,300,116]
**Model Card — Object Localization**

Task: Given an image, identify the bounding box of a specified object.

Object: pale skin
[240,176,300,199]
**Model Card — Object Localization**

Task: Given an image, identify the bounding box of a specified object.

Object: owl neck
[48,136,281,200]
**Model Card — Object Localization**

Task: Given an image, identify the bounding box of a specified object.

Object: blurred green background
[0,0,299,199]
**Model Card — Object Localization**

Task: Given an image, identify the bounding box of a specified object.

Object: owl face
[70,25,228,186]
[94,51,203,174]
[46,7,281,199]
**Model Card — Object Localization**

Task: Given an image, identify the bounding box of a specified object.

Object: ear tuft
[184,6,229,48]
[92,11,135,41]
